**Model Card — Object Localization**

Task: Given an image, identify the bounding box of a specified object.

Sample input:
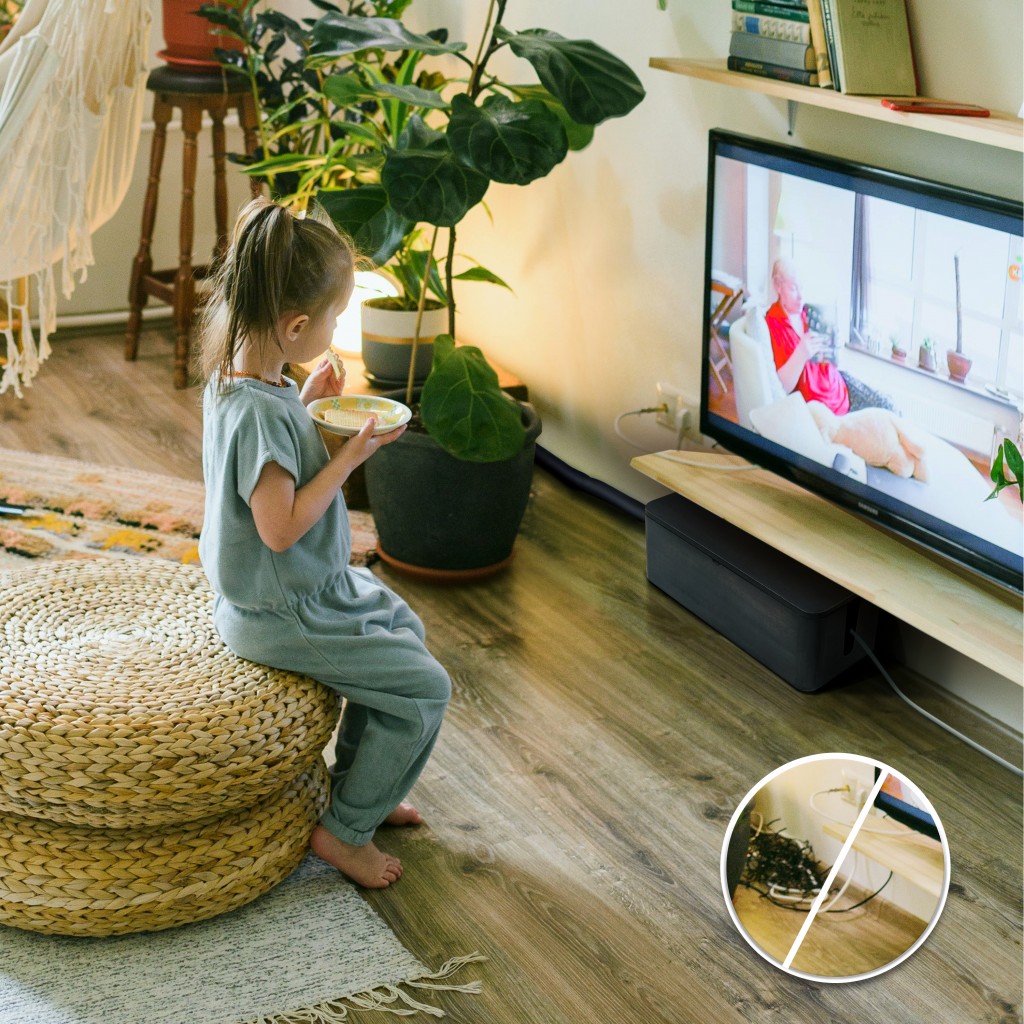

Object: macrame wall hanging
[0,0,150,396]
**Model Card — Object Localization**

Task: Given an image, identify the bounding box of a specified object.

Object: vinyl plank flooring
[1,329,1020,1024]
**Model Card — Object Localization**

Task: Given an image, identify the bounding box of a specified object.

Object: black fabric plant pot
[363,399,542,576]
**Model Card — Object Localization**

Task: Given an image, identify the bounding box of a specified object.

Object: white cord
[653,451,758,471]
[851,630,1023,779]
[811,786,917,835]
[820,853,857,912]
[613,406,666,452]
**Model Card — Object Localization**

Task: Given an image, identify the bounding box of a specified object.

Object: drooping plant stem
[407,225,440,407]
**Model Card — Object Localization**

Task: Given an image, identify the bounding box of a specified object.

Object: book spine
[819,0,842,91]
[726,55,820,86]
[728,31,816,71]
[731,0,811,23]
[731,11,812,43]
[804,0,833,88]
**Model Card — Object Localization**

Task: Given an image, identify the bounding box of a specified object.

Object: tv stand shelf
[631,451,1023,685]
[650,58,1024,153]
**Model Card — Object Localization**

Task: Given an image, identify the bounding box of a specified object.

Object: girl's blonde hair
[198,196,356,383]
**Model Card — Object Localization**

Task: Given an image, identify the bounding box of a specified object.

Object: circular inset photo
[721,753,949,983]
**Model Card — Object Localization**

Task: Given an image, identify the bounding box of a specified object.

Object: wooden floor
[2,327,1022,1024]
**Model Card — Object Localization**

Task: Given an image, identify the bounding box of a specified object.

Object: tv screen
[872,768,940,842]
[701,129,1023,592]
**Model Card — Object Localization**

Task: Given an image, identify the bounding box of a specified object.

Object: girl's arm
[776,334,826,393]
[250,418,405,552]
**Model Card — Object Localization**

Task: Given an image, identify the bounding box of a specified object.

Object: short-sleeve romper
[198,375,450,846]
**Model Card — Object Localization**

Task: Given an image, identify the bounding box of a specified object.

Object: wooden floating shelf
[651,58,1024,153]
[631,451,1023,685]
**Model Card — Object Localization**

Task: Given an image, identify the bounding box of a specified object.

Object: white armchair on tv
[725,308,786,430]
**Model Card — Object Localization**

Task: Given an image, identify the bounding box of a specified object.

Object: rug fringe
[242,952,487,1024]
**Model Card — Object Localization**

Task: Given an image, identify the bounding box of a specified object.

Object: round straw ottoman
[0,560,340,936]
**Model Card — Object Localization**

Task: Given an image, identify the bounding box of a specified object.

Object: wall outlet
[655,381,689,433]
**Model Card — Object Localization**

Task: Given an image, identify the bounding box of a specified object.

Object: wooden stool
[125,66,260,389]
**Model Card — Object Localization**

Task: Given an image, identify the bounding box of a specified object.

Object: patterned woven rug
[0,855,483,1024]
[0,447,378,570]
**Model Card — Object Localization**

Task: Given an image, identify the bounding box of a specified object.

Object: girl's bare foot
[310,825,402,888]
[384,801,423,826]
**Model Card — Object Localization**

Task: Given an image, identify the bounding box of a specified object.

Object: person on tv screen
[766,259,850,416]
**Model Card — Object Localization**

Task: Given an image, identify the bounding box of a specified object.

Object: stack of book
[728,0,917,96]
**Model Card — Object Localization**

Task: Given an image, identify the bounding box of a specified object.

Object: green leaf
[382,116,488,227]
[421,338,527,462]
[508,83,595,150]
[495,27,645,125]
[309,13,466,61]
[447,94,567,186]
[1004,439,1023,481]
[372,82,450,109]
[451,265,513,291]
[322,73,375,107]
[316,185,412,265]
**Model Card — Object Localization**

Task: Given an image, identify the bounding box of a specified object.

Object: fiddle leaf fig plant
[309,1,645,462]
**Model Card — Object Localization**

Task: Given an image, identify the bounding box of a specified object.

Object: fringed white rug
[0,854,483,1024]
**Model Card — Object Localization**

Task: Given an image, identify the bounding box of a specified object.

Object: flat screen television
[872,767,940,842]
[701,129,1023,592]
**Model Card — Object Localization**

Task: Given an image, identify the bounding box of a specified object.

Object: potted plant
[918,336,936,372]
[199,1,508,387]
[163,0,244,68]
[947,252,972,383]
[987,437,1023,503]
[889,334,907,364]
[300,4,644,577]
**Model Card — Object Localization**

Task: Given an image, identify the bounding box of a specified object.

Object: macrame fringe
[242,953,487,1024]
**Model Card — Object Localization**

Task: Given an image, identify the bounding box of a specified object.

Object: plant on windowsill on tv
[947,252,973,384]
[918,336,936,373]
[889,334,907,364]
[987,439,1023,503]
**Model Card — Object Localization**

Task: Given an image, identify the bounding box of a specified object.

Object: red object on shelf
[160,0,243,69]
[880,98,990,117]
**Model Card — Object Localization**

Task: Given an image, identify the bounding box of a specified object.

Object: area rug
[0,854,484,1024]
[0,447,378,570]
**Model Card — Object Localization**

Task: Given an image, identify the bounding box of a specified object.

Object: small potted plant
[918,337,936,372]
[890,334,907,364]
[946,252,972,383]
[987,437,1023,503]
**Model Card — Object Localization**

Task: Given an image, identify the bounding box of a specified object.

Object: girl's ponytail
[197,197,355,386]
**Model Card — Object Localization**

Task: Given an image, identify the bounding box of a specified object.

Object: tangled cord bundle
[741,819,826,901]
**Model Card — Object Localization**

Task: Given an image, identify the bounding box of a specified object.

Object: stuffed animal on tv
[807,401,930,482]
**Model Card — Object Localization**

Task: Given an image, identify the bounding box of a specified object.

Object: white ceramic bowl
[308,395,412,437]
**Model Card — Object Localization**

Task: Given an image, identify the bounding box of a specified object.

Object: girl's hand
[301,356,346,406]
[339,417,406,471]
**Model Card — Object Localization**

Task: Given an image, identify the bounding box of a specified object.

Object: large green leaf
[322,73,374,107]
[316,185,412,265]
[495,27,645,125]
[446,94,567,186]
[309,13,466,62]
[508,83,595,151]
[381,116,489,227]
[421,337,526,462]
[372,82,450,109]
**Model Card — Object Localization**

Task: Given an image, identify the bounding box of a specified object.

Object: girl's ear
[280,312,309,343]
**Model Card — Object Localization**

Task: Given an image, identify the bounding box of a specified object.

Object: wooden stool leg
[211,105,229,263]
[174,102,203,390]
[125,98,171,361]
[238,93,263,199]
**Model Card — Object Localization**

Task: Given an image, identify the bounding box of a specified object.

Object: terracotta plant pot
[360,300,448,386]
[161,0,243,69]
[891,349,907,364]
[947,350,972,383]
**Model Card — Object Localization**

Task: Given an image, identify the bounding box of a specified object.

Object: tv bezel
[872,767,941,842]
[699,129,1024,594]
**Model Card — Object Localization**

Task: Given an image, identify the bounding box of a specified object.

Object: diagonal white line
[782,769,889,971]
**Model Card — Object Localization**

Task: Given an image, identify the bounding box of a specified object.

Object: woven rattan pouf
[0,560,340,936]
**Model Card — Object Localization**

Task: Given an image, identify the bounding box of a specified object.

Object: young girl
[197,197,451,888]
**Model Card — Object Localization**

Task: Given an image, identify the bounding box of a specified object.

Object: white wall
[58,1,1024,728]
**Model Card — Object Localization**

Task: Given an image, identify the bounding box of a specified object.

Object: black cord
[744,870,894,913]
